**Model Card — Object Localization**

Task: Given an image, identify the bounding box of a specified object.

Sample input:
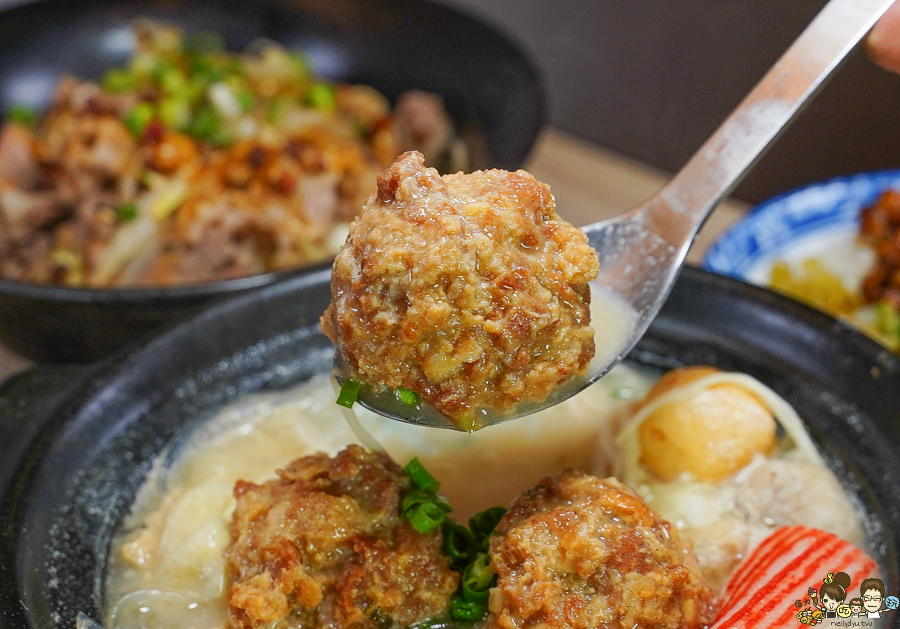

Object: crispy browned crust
[322,151,598,420]
[225,445,458,628]
[488,471,718,629]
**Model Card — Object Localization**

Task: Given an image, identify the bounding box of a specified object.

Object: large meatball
[488,470,717,629]
[225,445,458,629]
[321,151,599,424]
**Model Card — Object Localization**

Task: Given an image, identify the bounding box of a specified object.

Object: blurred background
[438,0,900,203]
[1,0,897,202]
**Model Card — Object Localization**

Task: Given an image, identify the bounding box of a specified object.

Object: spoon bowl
[337,0,895,430]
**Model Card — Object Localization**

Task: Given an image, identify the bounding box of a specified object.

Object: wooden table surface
[0,127,749,383]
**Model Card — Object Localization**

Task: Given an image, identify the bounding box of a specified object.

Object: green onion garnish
[406,501,446,534]
[612,387,634,400]
[187,106,217,138]
[127,54,156,80]
[397,458,501,622]
[469,506,507,550]
[149,58,176,83]
[394,387,420,405]
[159,97,192,130]
[101,68,136,94]
[449,596,485,623]
[442,521,475,567]
[401,488,435,514]
[461,553,494,605]
[188,54,224,84]
[223,58,245,78]
[187,106,231,144]
[184,76,209,103]
[434,493,453,514]
[6,104,37,128]
[307,82,336,111]
[400,460,449,532]
[115,202,138,222]
[236,89,256,113]
[402,457,440,493]
[158,67,190,96]
[123,102,155,136]
[336,378,362,408]
[207,128,233,147]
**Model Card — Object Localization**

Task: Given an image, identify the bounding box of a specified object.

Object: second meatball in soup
[488,470,717,629]
[225,445,458,629]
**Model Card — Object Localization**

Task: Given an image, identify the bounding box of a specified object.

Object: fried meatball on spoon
[325,0,892,431]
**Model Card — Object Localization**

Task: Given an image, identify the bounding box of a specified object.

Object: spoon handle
[640,0,894,244]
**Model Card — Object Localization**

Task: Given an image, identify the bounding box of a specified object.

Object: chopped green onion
[187,106,221,140]
[158,97,192,130]
[307,82,336,111]
[115,202,138,222]
[149,58,176,83]
[399,458,452,533]
[461,553,494,605]
[406,501,446,533]
[469,506,507,550]
[442,521,475,567]
[159,67,190,96]
[184,76,209,103]
[223,58,245,77]
[207,128,233,147]
[128,53,157,80]
[236,90,256,113]
[6,104,37,128]
[189,54,225,84]
[434,493,452,514]
[401,488,435,514]
[612,387,634,400]
[395,387,420,406]
[402,458,440,493]
[875,300,900,338]
[102,68,136,93]
[336,378,362,409]
[449,596,485,623]
[183,31,224,56]
[123,102,156,136]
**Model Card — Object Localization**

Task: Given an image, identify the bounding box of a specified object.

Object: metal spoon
[338,0,894,430]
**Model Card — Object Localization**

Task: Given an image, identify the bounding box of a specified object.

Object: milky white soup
[105,364,652,629]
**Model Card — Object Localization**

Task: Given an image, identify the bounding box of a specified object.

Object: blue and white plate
[703,170,900,287]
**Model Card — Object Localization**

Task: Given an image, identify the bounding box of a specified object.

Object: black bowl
[0,266,899,628]
[0,0,544,363]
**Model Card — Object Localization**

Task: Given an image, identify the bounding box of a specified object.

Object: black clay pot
[0,266,898,628]
[0,0,544,363]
